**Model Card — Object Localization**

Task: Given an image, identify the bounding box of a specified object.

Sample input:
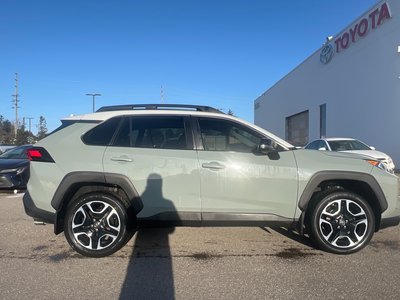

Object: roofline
[324,137,359,141]
[61,109,294,149]
[62,109,228,122]
[96,103,224,114]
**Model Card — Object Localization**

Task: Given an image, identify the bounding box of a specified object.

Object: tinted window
[306,140,328,150]
[198,118,263,153]
[306,140,320,150]
[328,140,370,151]
[0,146,29,159]
[318,140,327,150]
[113,116,187,150]
[82,117,121,146]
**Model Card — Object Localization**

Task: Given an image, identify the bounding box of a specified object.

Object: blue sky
[0,0,377,132]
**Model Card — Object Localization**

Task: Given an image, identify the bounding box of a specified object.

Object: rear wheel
[64,193,132,257]
[310,191,375,254]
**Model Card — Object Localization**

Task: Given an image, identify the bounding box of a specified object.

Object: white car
[305,137,395,173]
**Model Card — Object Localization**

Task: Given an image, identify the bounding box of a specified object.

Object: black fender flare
[298,171,388,212]
[51,171,143,234]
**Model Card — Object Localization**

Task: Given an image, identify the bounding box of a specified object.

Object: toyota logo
[320,44,334,64]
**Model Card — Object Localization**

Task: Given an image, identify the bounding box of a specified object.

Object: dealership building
[254,0,400,167]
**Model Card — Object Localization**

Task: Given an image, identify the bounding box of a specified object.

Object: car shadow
[119,173,177,300]
[266,226,315,248]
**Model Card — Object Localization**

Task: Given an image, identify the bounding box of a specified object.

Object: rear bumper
[23,191,55,224]
[380,216,400,230]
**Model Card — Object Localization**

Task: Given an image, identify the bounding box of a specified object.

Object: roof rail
[96,104,224,114]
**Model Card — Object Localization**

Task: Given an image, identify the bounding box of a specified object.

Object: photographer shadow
[119,174,177,300]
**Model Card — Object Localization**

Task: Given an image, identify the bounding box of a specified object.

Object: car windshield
[0,146,28,159]
[327,140,371,151]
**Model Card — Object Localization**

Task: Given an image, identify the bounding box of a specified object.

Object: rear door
[103,115,201,224]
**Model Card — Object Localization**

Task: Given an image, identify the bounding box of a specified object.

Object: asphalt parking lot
[0,192,399,300]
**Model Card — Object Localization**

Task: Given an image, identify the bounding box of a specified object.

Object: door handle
[202,162,226,170]
[110,156,133,162]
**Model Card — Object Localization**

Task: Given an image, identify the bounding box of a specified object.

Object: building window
[285,110,309,147]
[320,104,327,138]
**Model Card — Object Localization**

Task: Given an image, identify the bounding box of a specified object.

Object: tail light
[27,147,55,163]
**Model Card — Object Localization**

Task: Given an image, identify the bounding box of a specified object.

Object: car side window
[82,117,122,146]
[198,118,264,153]
[306,140,320,150]
[318,140,327,150]
[113,116,188,150]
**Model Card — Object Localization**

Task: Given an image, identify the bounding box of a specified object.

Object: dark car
[0,145,32,190]
[0,144,16,155]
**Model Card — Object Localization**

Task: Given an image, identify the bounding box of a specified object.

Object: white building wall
[255,0,400,166]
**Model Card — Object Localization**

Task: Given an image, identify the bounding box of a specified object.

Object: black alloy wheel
[310,191,375,254]
[64,193,132,257]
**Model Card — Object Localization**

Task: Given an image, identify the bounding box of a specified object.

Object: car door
[103,115,201,224]
[194,117,298,222]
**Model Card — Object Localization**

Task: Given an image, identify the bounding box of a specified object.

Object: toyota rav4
[23,104,400,257]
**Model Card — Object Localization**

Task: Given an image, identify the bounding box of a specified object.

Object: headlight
[366,159,390,172]
[0,167,26,175]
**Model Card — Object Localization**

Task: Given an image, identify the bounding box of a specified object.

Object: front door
[195,117,298,223]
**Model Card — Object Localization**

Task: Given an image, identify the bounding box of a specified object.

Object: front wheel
[310,191,375,254]
[64,193,132,257]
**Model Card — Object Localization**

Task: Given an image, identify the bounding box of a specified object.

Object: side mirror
[370,146,375,150]
[318,147,327,151]
[258,138,275,154]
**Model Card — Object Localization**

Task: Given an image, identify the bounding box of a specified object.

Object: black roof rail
[96,104,224,114]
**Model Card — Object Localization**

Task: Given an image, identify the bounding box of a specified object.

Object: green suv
[23,104,400,257]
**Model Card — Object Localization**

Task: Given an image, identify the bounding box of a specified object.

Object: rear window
[47,119,100,137]
[82,117,122,146]
[0,146,29,159]
[113,116,188,150]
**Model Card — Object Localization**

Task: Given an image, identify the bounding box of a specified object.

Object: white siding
[255,0,400,166]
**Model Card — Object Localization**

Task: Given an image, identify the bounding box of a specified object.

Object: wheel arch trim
[51,172,142,210]
[51,171,143,234]
[298,171,388,212]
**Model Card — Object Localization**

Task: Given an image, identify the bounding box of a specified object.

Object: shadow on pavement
[267,226,315,248]
[119,228,175,300]
[119,173,177,300]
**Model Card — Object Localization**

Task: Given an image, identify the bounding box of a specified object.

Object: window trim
[323,140,331,151]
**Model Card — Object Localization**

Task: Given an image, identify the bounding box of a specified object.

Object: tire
[64,193,133,258]
[310,191,375,254]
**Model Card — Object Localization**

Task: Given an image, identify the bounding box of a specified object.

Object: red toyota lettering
[357,18,369,37]
[334,37,342,53]
[378,2,391,26]
[341,32,350,49]
[369,8,379,29]
[349,24,358,42]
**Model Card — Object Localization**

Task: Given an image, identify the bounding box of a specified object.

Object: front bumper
[0,173,27,189]
[23,191,55,224]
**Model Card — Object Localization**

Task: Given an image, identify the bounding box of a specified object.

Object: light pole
[86,93,101,112]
